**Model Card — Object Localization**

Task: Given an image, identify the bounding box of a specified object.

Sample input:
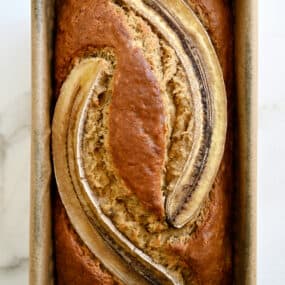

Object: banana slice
[127,0,227,228]
[53,57,178,284]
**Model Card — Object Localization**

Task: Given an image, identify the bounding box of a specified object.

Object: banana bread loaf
[52,0,233,284]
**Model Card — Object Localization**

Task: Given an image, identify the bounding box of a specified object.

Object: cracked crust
[53,0,233,284]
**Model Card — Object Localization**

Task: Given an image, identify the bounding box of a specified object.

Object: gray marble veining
[0,1,31,283]
[0,91,30,285]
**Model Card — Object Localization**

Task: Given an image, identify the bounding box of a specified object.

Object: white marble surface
[0,1,30,284]
[258,1,285,284]
[0,0,284,284]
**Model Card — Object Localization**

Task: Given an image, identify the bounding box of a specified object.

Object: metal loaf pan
[30,0,257,284]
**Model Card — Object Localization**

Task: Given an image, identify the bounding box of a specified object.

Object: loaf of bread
[52,0,233,284]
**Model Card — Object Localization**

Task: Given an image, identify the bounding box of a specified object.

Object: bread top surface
[56,0,166,217]
[54,0,233,284]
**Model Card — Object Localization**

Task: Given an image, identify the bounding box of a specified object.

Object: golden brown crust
[53,193,120,285]
[187,0,233,89]
[53,0,233,284]
[108,19,166,218]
